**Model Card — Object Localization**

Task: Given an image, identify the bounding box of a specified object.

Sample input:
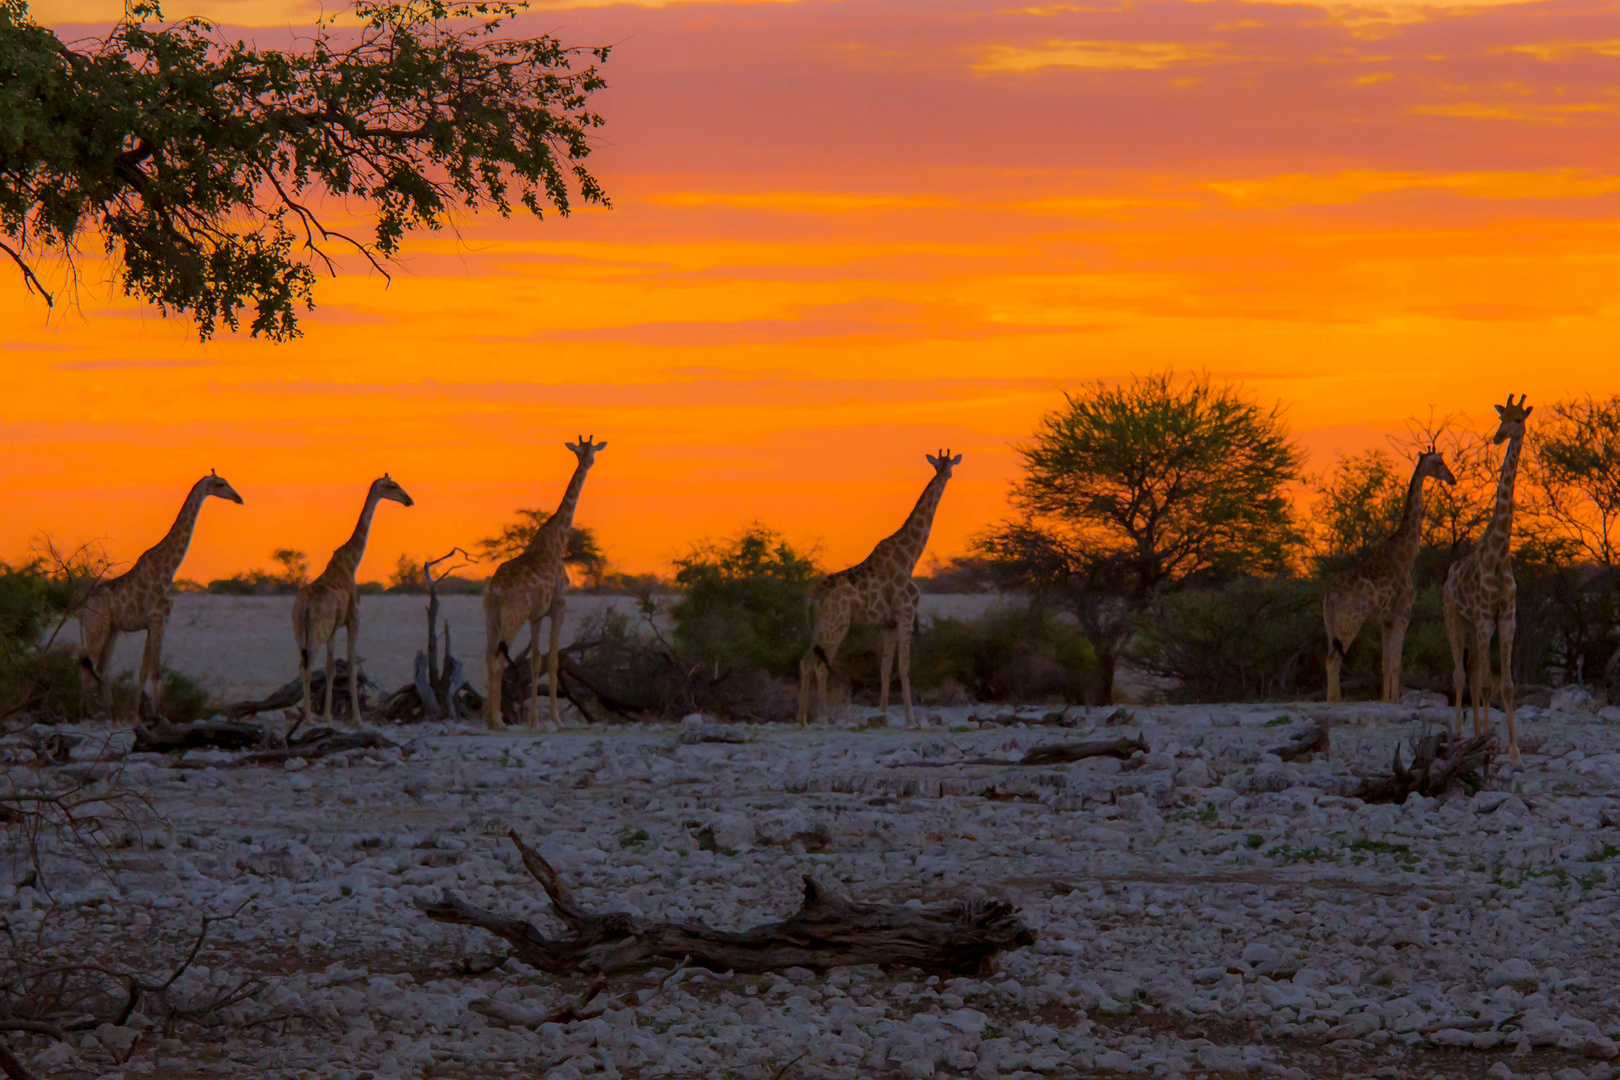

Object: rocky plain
[6,692,1620,1080]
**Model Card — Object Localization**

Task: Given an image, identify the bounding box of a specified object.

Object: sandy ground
[6,700,1620,1079]
[65,593,1005,703]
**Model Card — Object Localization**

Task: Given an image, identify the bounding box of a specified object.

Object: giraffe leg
[797,650,818,728]
[529,618,543,729]
[322,637,336,724]
[485,646,505,730]
[1443,602,1467,737]
[1499,617,1521,767]
[142,621,167,721]
[93,629,119,717]
[878,629,896,716]
[897,623,915,728]
[1382,616,1409,704]
[547,607,563,728]
[1470,627,1493,737]
[299,639,314,729]
[345,611,360,724]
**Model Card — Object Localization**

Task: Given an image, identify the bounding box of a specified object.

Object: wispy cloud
[973,40,1218,72]
[51,358,220,371]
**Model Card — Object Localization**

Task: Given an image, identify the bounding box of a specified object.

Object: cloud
[226,372,1072,409]
[1209,169,1620,207]
[51,359,220,371]
[1410,102,1617,123]
[647,192,951,212]
[1502,39,1620,62]
[973,40,1217,72]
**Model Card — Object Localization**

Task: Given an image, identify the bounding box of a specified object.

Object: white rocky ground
[6,698,1620,1080]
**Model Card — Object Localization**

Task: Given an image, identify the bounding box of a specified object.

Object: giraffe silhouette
[1323,448,1456,703]
[797,451,961,728]
[292,475,413,726]
[484,437,606,730]
[1444,394,1532,765]
[79,471,243,719]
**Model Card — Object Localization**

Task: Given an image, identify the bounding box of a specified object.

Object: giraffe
[292,475,414,727]
[1444,394,1532,765]
[483,437,606,730]
[797,450,961,728]
[1323,448,1457,703]
[79,471,244,720]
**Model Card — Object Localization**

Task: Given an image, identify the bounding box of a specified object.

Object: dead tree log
[1268,719,1331,762]
[418,831,1033,978]
[228,729,402,767]
[1016,736,1147,767]
[132,720,268,753]
[1353,731,1496,803]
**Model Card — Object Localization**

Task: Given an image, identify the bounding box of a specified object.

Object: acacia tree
[1308,449,1405,571]
[1527,394,1620,689]
[0,0,609,338]
[975,371,1304,702]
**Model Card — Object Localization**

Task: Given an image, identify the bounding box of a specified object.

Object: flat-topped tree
[79,471,243,719]
[0,0,609,338]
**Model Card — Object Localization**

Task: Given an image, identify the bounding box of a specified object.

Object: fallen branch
[1268,719,1331,762]
[418,831,1033,978]
[0,1038,39,1080]
[1353,731,1496,804]
[228,729,401,767]
[1016,736,1147,767]
[133,720,267,754]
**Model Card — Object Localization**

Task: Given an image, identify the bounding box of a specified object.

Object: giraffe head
[1491,394,1532,444]
[565,435,608,467]
[1415,446,1457,487]
[203,469,245,504]
[371,473,415,507]
[925,449,963,478]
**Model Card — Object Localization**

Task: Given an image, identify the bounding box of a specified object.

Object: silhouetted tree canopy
[478,513,607,589]
[0,0,609,338]
[975,371,1304,701]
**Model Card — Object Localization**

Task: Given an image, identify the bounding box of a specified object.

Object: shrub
[834,604,1097,705]
[1131,578,1321,702]
[670,525,819,680]
[1,560,83,720]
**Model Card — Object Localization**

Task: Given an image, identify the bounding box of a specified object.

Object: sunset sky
[5,0,1620,582]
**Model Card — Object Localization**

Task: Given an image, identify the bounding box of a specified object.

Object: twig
[0,239,51,309]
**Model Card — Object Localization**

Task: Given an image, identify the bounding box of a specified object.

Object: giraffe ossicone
[797,450,961,728]
[291,475,414,730]
[484,437,607,730]
[79,472,244,721]
[1443,393,1532,765]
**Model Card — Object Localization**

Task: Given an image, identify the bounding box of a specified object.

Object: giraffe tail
[300,605,311,671]
[80,654,102,684]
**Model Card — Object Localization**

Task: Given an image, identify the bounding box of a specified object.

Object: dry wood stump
[417,831,1034,978]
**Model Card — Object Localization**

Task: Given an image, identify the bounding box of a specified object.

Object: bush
[1131,578,1322,702]
[670,526,819,680]
[1,560,83,720]
[834,605,1096,705]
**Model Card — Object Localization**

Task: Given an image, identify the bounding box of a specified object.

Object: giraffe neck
[1479,435,1524,563]
[530,458,593,556]
[139,478,211,582]
[1385,465,1429,567]
[330,488,384,580]
[878,470,951,575]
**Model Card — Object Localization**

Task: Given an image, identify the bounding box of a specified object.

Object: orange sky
[6,0,1620,581]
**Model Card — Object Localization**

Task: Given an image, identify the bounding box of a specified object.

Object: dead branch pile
[1353,730,1496,803]
[419,831,1033,978]
[0,913,264,1065]
[130,721,401,766]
